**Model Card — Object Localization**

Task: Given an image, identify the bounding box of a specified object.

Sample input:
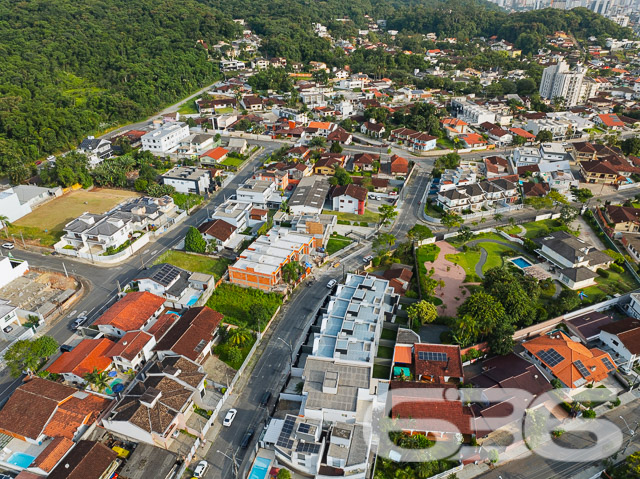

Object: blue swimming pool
[7,452,35,468]
[186,294,200,306]
[511,257,533,269]
[248,457,271,479]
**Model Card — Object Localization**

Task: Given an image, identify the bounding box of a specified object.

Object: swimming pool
[186,294,201,306]
[510,257,533,269]
[7,452,35,468]
[247,457,271,479]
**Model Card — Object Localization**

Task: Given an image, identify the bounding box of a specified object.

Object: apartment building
[141,122,190,154]
[539,60,586,107]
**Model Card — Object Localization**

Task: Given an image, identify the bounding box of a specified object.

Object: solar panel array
[574,359,590,378]
[538,348,564,367]
[152,263,180,285]
[296,442,321,454]
[418,351,447,362]
[298,423,312,434]
[602,357,616,371]
[276,416,295,449]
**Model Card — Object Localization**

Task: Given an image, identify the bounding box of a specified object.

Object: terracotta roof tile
[93,292,165,331]
[414,343,463,380]
[47,338,115,377]
[48,440,118,479]
[331,184,368,201]
[108,330,154,361]
[198,218,237,241]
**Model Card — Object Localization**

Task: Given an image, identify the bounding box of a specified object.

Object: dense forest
[0,0,634,181]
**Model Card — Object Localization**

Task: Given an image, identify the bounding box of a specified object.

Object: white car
[326,279,337,289]
[73,315,88,329]
[193,460,209,478]
[362,255,374,263]
[1,243,14,250]
[223,408,237,427]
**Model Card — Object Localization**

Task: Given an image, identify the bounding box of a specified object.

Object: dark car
[240,428,255,448]
[260,391,271,407]
[60,344,74,353]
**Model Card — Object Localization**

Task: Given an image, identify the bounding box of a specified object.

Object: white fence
[55,233,150,264]
[461,204,523,220]
[534,212,561,221]
[618,182,640,191]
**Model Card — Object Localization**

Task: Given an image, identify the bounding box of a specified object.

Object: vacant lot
[10,188,140,246]
[154,250,232,281]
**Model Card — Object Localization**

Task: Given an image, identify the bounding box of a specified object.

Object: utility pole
[216,450,239,478]
[62,263,69,278]
[20,232,25,248]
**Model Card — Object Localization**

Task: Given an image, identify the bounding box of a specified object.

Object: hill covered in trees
[0,0,633,180]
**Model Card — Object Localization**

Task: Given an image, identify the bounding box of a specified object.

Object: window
[612,339,619,347]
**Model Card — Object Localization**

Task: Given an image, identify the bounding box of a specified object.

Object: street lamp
[277,337,294,367]
[620,415,635,436]
[216,449,239,478]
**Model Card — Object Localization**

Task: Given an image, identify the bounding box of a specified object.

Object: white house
[210,199,252,230]
[141,122,190,154]
[108,330,156,372]
[0,185,62,222]
[331,184,367,215]
[0,300,20,339]
[162,167,211,195]
[134,263,214,306]
[512,146,542,167]
[236,179,277,208]
[92,291,166,339]
[198,218,240,251]
[78,137,114,167]
[599,316,640,372]
[539,143,566,161]
[525,119,568,141]
[0,255,29,290]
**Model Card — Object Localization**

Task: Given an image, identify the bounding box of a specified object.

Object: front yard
[583,268,640,302]
[322,209,380,224]
[154,250,231,281]
[221,157,245,167]
[325,233,353,255]
[522,219,567,239]
[206,283,283,330]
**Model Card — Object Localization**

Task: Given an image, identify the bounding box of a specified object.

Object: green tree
[6,336,58,377]
[407,301,438,326]
[559,204,579,225]
[621,137,640,156]
[185,226,206,253]
[525,196,553,210]
[0,215,10,238]
[373,233,396,256]
[440,212,462,231]
[228,328,253,347]
[330,141,343,153]
[548,190,568,205]
[535,130,553,143]
[407,224,433,242]
[457,226,473,242]
[329,166,352,187]
[249,303,271,330]
[277,469,292,479]
[458,292,506,336]
[378,204,398,227]
[310,136,327,148]
[83,367,110,392]
[282,261,303,284]
[574,188,594,203]
[134,179,148,192]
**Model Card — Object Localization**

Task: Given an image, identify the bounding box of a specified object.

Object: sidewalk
[457,391,638,479]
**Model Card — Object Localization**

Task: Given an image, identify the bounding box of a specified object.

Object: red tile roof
[394,345,412,364]
[48,440,118,479]
[332,184,368,201]
[414,343,463,380]
[200,146,229,161]
[353,153,379,165]
[523,331,616,387]
[154,306,223,362]
[147,312,180,340]
[108,330,154,361]
[93,292,165,332]
[198,218,237,242]
[600,317,640,354]
[47,338,115,377]
[31,437,74,473]
[522,182,550,197]
[598,113,625,128]
[389,382,476,435]
[42,394,111,439]
[605,205,640,225]
[390,155,409,174]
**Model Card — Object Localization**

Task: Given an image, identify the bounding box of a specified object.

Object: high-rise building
[539,60,586,107]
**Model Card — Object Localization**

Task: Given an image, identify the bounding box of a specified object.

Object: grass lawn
[424,202,443,218]
[206,283,283,330]
[447,232,505,248]
[11,188,140,246]
[522,219,565,239]
[381,328,398,341]
[178,101,199,115]
[583,268,640,302]
[326,234,353,255]
[221,157,245,167]
[632,203,640,209]
[445,250,482,280]
[216,107,235,114]
[501,225,522,235]
[478,242,513,272]
[322,209,380,224]
[214,336,256,370]
[377,345,394,359]
[437,138,455,149]
[154,250,232,280]
[416,244,440,263]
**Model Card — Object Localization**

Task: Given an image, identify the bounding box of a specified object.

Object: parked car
[3,325,13,334]
[193,460,209,478]
[260,391,271,407]
[72,315,88,329]
[60,344,74,353]
[1,243,14,250]
[362,255,374,263]
[223,408,237,427]
[326,279,337,289]
[240,428,255,449]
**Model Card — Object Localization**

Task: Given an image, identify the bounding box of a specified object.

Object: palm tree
[84,367,110,392]
[0,215,10,239]
[228,327,253,347]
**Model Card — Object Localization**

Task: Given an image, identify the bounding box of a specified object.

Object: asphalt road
[206,245,370,478]
[475,399,640,479]
[0,144,275,402]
